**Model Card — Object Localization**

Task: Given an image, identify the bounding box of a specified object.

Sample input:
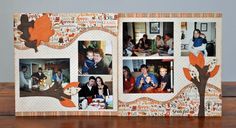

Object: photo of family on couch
[123,22,174,57]
[123,59,174,93]
[78,40,112,75]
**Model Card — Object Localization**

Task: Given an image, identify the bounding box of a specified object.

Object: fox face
[64,87,81,96]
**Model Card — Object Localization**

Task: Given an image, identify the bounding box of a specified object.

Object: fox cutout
[63,82,81,96]
[60,82,81,107]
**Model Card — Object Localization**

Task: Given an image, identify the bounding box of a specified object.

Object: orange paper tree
[183,52,220,116]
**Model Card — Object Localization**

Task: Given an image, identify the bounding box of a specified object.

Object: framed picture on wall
[149,22,160,34]
[200,23,208,32]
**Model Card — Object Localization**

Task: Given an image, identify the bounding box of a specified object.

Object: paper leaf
[183,68,192,81]
[28,15,55,45]
[189,52,197,66]
[60,98,76,107]
[209,65,220,78]
[197,52,205,68]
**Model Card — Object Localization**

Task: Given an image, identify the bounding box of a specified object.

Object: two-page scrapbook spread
[14,13,222,116]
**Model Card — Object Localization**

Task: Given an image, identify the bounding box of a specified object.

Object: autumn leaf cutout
[183,52,220,81]
[28,15,55,46]
[60,98,76,107]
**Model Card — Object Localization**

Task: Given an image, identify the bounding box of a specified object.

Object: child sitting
[159,67,171,92]
[82,49,95,74]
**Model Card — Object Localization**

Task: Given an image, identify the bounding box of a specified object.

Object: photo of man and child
[181,22,216,56]
[123,59,173,93]
[78,40,112,75]
[78,76,113,110]
[19,59,70,96]
[123,22,174,57]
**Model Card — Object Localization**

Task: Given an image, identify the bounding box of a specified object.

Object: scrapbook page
[14,13,222,116]
[14,13,118,116]
[118,13,222,116]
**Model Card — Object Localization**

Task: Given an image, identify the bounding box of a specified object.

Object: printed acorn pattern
[17,14,55,52]
[183,52,220,116]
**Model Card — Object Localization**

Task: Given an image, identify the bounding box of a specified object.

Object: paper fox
[60,82,81,107]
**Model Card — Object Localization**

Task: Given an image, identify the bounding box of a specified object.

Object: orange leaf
[183,68,192,81]
[189,52,197,66]
[197,52,205,68]
[209,65,220,78]
[28,15,55,45]
[64,82,80,90]
[60,98,76,107]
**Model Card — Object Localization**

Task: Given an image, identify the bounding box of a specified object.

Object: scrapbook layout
[14,13,222,116]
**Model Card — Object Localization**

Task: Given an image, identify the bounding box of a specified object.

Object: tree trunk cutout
[21,82,80,107]
[183,52,220,116]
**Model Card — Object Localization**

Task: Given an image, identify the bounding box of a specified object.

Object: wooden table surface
[0,82,236,128]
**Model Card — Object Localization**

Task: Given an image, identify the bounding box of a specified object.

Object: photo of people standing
[181,22,216,56]
[123,59,173,93]
[19,59,70,95]
[78,40,112,75]
[19,65,31,92]
[78,76,113,110]
[123,22,174,57]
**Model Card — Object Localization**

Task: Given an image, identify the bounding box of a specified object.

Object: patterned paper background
[14,13,118,50]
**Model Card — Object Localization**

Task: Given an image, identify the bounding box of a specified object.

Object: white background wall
[195,22,216,42]
[181,22,216,46]
[0,0,236,82]
[181,22,195,45]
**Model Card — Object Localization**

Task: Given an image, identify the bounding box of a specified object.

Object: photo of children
[78,76,113,110]
[19,59,70,96]
[123,22,174,57]
[123,59,173,93]
[181,22,216,56]
[78,41,112,75]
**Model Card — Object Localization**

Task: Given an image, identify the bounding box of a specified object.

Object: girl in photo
[156,35,164,48]
[123,66,135,93]
[95,76,109,98]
